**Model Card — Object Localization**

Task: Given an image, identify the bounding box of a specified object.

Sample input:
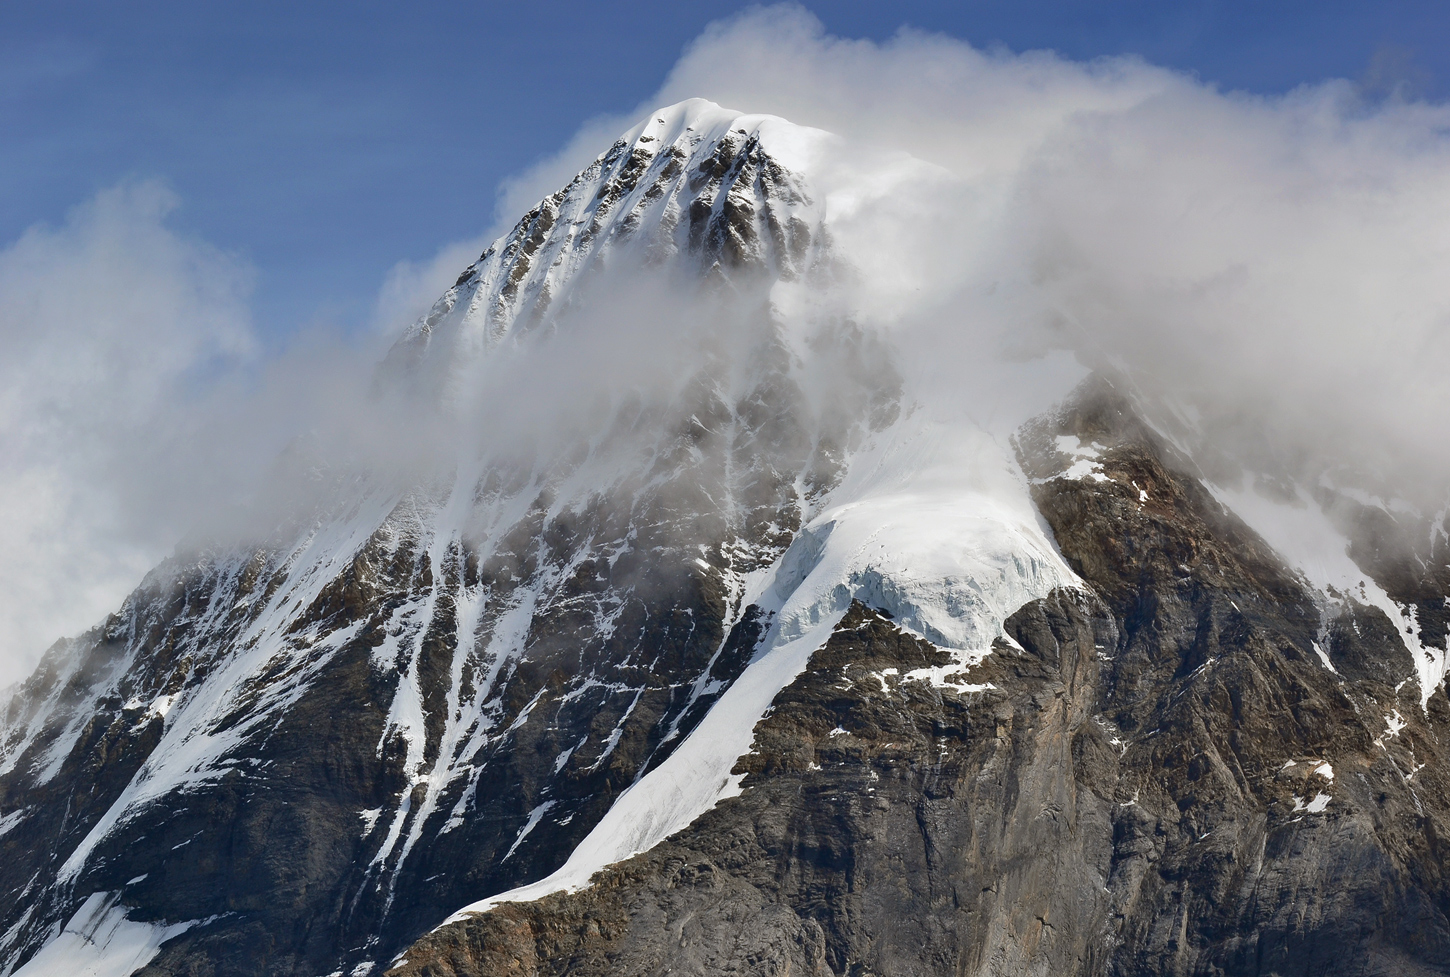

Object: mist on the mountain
[0,183,252,685]
[513,7,1450,497]
[0,182,444,687]
[5,3,1450,688]
[645,7,1450,504]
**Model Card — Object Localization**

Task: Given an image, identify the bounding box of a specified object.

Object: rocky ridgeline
[383,97,825,388]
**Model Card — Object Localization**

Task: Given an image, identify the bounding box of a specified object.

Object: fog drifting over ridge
[657,7,1450,496]
[3,4,1450,687]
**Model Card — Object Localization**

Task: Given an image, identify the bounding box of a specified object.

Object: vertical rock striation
[389,378,1450,977]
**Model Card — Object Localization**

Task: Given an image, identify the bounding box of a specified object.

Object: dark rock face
[1020,380,1450,974]
[388,379,1450,977]
[0,313,895,977]
[0,105,904,977]
[388,597,1116,977]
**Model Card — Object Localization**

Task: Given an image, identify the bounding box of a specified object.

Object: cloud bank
[0,183,453,686]
[4,4,1450,685]
[636,6,1450,503]
[0,183,251,682]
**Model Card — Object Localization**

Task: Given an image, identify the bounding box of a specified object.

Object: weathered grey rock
[388,380,1450,977]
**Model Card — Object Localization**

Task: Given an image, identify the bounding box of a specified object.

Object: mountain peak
[6,86,1450,977]
[386,100,831,378]
[620,98,823,170]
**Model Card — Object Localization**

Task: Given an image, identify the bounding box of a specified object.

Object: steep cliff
[389,378,1450,977]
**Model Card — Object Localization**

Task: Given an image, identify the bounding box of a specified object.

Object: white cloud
[626,5,1450,502]
[0,181,255,685]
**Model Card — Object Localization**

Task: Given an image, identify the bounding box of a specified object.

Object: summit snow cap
[389,99,833,372]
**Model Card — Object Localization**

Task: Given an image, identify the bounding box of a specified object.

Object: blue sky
[3,0,1446,339]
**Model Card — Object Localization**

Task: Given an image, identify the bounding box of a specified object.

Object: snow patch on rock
[12,892,200,977]
[1210,480,1448,708]
[441,357,1085,922]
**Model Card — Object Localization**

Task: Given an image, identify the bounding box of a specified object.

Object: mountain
[3,99,1450,977]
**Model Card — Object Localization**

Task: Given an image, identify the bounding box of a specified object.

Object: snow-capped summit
[389,99,830,374]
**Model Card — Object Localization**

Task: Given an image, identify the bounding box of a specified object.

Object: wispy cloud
[636,5,1450,499]
[0,182,252,682]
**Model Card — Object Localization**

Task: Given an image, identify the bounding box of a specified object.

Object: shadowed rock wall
[390,382,1450,977]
